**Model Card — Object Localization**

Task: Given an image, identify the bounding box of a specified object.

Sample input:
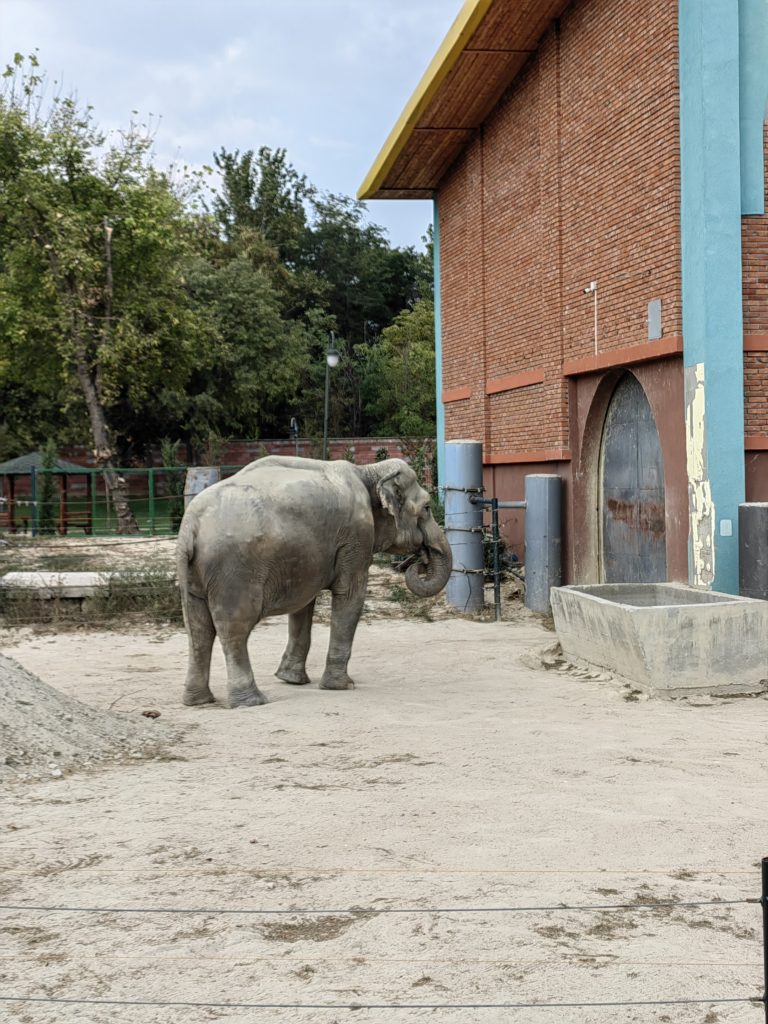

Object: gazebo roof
[0,451,90,475]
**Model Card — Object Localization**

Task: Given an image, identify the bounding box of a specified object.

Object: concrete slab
[0,571,111,599]
[551,583,768,697]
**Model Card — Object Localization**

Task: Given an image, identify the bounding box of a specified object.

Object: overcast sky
[0,0,459,249]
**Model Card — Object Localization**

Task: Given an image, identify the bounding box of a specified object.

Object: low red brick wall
[38,438,436,500]
[58,437,428,469]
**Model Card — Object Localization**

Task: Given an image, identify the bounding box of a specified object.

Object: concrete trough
[550,583,768,697]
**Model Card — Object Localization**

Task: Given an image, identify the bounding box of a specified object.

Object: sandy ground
[1,574,767,1022]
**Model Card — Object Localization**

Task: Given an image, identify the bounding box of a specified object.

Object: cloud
[0,0,449,246]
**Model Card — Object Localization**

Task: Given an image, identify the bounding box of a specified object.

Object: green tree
[0,54,207,530]
[159,437,185,533]
[300,195,432,435]
[38,438,59,535]
[213,146,313,266]
[362,300,436,436]
[180,252,314,442]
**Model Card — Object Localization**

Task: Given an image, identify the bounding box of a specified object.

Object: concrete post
[444,440,484,613]
[524,474,562,614]
[739,502,768,599]
[184,467,220,508]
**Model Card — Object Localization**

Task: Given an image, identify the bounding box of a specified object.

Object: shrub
[160,438,186,533]
[38,440,59,536]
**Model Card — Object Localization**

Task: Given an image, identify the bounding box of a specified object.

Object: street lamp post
[322,332,340,460]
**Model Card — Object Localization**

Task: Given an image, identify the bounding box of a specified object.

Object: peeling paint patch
[685,364,715,587]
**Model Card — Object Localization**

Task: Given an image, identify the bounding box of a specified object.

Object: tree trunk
[32,217,140,536]
[74,340,140,535]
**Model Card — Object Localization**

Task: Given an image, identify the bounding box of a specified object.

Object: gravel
[0,652,176,782]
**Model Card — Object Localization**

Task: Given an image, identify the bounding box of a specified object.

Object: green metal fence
[0,466,245,537]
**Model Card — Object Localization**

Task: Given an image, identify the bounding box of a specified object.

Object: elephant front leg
[276,599,315,685]
[320,585,366,691]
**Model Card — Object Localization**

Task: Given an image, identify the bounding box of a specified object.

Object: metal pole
[148,468,156,536]
[762,857,768,1024]
[323,362,330,461]
[740,503,768,599]
[491,497,501,622]
[445,440,485,613]
[30,467,38,537]
[91,471,98,535]
[524,474,562,614]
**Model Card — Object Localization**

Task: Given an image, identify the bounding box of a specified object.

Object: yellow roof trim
[357,0,495,200]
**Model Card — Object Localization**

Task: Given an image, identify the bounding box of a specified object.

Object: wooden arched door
[600,374,667,583]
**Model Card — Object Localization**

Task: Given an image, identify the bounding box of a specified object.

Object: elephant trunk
[404,521,453,598]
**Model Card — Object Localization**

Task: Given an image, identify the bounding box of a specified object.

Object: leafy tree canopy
[0,54,435,476]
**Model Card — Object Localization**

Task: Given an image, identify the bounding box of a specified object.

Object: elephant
[176,456,452,708]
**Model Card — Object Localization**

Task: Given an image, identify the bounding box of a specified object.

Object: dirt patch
[260,912,377,943]
[0,536,176,575]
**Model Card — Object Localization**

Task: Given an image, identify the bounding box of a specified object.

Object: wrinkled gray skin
[176,457,452,708]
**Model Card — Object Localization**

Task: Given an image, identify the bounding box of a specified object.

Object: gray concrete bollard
[524,474,562,614]
[444,441,485,613]
[739,502,768,599]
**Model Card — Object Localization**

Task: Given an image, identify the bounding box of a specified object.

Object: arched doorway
[599,373,667,583]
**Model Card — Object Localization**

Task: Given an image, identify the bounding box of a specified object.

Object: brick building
[360,0,768,594]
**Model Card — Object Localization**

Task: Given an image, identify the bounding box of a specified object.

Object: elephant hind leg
[217,624,267,708]
[276,599,315,685]
[182,594,216,706]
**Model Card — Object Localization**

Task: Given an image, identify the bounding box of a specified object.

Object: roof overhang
[358,0,569,200]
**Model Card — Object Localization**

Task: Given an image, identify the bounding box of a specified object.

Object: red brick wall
[60,437,418,469]
[742,124,768,333]
[744,353,768,435]
[439,0,682,457]
[441,146,488,447]
[49,438,433,500]
[741,124,768,438]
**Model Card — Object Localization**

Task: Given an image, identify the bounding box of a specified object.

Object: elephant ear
[376,470,403,522]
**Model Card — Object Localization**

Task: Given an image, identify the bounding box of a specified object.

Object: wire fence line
[2,875,766,1014]
[0,857,760,875]
[0,995,760,1011]
[1,536,176,548]
[0,898,756,916]
[0,954,762,968]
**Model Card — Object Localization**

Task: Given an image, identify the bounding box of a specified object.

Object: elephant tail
[175,516,199,613]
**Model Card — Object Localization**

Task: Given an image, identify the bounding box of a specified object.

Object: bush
[92,566,183,625]
[38,440,59,536]
[160,438,186,533]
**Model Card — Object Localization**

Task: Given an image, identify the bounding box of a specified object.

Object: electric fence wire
[0,897,756,915]
[0,995,759,1011]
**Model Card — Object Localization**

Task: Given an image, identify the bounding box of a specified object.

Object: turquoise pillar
[679,1,746,593]
[433,197,446,491]
[739,0,768,215]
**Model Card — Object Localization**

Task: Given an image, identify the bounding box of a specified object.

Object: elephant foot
[319,672,355,691]
[275,660,311,686]
[229,687,268,709]
[182,689,216,707]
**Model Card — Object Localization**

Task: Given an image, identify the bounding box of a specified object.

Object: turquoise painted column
[739,0,768,215]
[679,1,746,593]
[433,197,446,491]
